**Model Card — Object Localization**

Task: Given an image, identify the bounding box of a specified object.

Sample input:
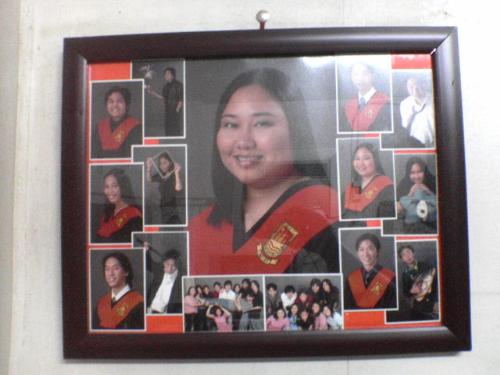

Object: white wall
[4,0,499,374]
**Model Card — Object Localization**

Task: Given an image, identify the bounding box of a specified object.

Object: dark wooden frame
[61,27,470,359]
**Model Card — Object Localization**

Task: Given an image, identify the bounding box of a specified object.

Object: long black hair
[208,68,326,226]
[103,168,137,220]
[397,156,436,199]
[350,142,386,188]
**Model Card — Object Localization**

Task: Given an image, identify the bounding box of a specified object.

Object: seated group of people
[183,279,264,332]
[265,279,342,331]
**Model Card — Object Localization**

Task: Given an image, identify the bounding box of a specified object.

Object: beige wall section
[0,0,20,373]
[5,0,500,374]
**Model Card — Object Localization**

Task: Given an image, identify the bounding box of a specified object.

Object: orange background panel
[362,133,380,138]
[144,227,160,232]
[144,139,160,145]
[366,220,382,227]
[394,149,435,155]
[89,63,131,81]
[344,310,386,329]
[147,315,184,333]
[392,54,432,69]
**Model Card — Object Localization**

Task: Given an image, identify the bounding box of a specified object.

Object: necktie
[359,97,366,111]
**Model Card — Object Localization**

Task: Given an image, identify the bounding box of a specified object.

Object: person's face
[234,285,241,293]
[215,308,222,317]
[277,309,285,319]
[104,256,128,290]
[409,163,425,185]
[407,78,425,99]
[163,258,177,275]
[224,284,231,292]
[217,84,295,189]
[214,284,221,292]
[103,175,122,205]
[357,239,379,270]
[159,157,171,174]
[312,303,320,314]
[106,91,127,121]
[242,281,249,289]
[286,291,295,299]
[251,282,259,293]
[311,284,320,294]
[323,306,332,317]
[353,147,376,180]
[290,304,299,315]
[203,286,210,295]
[300,310,309,319]
[351,63,374,94]
[164,70,174,82]
[400,248,415,266]
[267,288,277,297]
[299,293,307,302]
[322,281,331,292]
[189,287,196,296]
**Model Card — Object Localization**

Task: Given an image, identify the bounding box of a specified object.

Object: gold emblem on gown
[257,222,298,265]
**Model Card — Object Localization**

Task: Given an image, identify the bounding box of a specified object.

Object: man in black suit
[146,246,182,314]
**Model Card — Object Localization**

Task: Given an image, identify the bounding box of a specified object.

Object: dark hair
[208,68,327,226]
[273,307,286,320]
[310,278,321,288]
[158,152,175,174]
[162,248,180,266]
[266,283,277,291]
[321,279,334,292]
[102,252,134,287]
[398,244,415,258]
[104,86,131,111]
[350,142,386,187]
[102,168,137,220]
[186,286,196,296]
[250,279,260,291]
[284,285,296,294]
[397,157,436,199]
[355,232,381,252]
[224,280,233,287]
[213,282,221,288]
[164,67,176,78]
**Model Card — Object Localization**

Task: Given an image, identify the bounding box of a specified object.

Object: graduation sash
[189,184,339,275]
[97,206,142,238]
[97,291,144,329]
[345,91,389,132]
[344,175,393,213]
[348,268,395,308]
[98,117,140,151]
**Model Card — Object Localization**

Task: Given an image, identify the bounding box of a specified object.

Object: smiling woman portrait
[94,168,143,243]
[92,85,142,159]
[341,142,395,219]
[189,68,340,276]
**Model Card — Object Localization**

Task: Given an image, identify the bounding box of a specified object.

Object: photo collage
[86,54,440,334]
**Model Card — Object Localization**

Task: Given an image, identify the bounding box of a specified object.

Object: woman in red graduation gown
[93,86,142,159]
[341,142,395,219]
[189,68,340,276]
[95,168,142,243]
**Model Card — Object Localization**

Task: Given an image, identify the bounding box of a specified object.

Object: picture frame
[61,27,470,359]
